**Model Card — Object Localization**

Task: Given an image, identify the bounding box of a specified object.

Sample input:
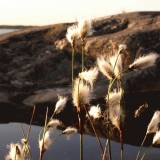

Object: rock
[0,11,160,109]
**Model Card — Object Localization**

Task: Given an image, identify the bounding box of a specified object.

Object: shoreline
[0,25,37,29]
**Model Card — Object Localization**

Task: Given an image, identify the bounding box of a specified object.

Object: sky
[0,0,160,26]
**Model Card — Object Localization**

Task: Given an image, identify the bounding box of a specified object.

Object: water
[0,122,160,160]
[0,29,18,35]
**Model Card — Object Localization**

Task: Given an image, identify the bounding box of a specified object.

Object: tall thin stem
[106,79,112,160]
[108,67,129,95]
[77,109,83,160]
[119,129,124,160]
[76,78,83,160]
[26,106,35,141]
[140,144,153,160]
[113,48,121,72]
[103,66,128,160]
[39,107,48,160]
[72,46,75,88]
[102,139,108,160]
[136,134,148,160]
[83,104,106,160]
[107,129,112,160]
[50,133,63,146]
[81,39,85,72]
[19,123,33,160]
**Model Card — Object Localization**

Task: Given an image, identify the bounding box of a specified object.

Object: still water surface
[0,29,18,35]
[0,122,160,160]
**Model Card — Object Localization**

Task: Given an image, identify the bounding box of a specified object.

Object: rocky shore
[0,11,160,145]
[0,11,160,108]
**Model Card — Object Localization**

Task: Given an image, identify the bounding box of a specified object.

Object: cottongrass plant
[50,127,77,145]
[39,130,51,160]
[78,67,106,158]
[97,46,125,160]
[54,95,68,114]
[105,89,125,160]
[97,44,125,81]
[72,77,93,160]
[47,95,68,126]
[140,130,160,160]
[146,110,160,134]
[39,117,60,159]
[5,142,29,160]
[66,24,78,48]
[136,110,160,160]
[66,24,78,87]
[77,18,94,41]
[109,52,123,80]
[72,78,93,109]
[88,104,102,119]
[17,107,35,160]
[129,53,159,71]
[97,50,159,160]
[47,119,60,130]
[97,55,115,80]
[79,66,99,90]
[39,124,77,160]
[86,104,106,159]
[38,95,67,159]
[106,89,124,131]
[62,126,77,140]
[66,18,94,86]
[39,117,77,159]
[77,18,94,71]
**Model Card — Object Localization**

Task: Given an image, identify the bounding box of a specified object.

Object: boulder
[1,11,160,107]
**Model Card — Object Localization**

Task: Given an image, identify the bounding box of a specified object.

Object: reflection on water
[1,91,160,159]
[0,122,160,160]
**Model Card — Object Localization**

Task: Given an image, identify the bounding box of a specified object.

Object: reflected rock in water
[0,90,160,148]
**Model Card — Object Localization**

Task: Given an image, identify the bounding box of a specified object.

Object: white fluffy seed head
[47,119,60,130]
[153,131,160,145]
[5,143,23,160]
[54,95,68,114]
[72,78,93,108]
[106,89,123,130]
[62,127,77,140]
[21,138,27,145]
[66,24,78,46]
[129,53,159,71]
[109,53,123,79]
[119,44,127,51]
[77,18,94,40]
[147,110,160,134]
[79,67,99,89]
[39,131,51,153]
[97,56,115,80]
[106,89,122,108]
[88,104,102,119]
[109,106,124,131]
